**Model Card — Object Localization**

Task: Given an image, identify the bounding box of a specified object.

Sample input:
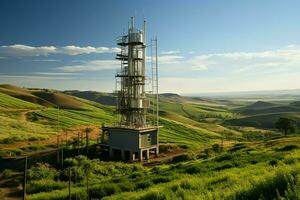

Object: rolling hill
[0,84,87,109]
[0,84,246,157]
[226,100,300,129]
[64,90,116,106]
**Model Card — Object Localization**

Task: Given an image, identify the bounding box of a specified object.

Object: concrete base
[109,146,158,161]
[103,126,159,161]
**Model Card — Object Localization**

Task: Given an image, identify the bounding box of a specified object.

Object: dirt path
[19,108,48,122]
[142,148,187,167]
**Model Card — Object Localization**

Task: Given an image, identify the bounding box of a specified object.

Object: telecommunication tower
[101,17,159,161]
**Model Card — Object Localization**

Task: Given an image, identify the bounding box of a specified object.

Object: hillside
[0,84,87,109]
[0,84,246,157]
[64,90,116,106]
[22,136,300,200]
[239,101,277,110]
[1,85,299,200]
[0,84,52,107]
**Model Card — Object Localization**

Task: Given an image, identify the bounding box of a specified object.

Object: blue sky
[1,0,300,94]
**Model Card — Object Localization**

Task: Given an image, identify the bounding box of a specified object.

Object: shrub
[27,180,67,194]
[277,145,298,151]
[212,143,222,153]
[215,153,233,162]
[215,163,234,171]
[269,160,278,166]
[89,183,121,199]
[135,179,153,190]
[141,190,166,200]
[152,176,173,184]
[234,170,296,200]
[171,153,195,163]
[28,163,58,180]
[229,143,246,152]
[185,165,202,174]
[129,171,144,179]
[117,181,135,192]
[1,137,14,144]
[0,169,14,179]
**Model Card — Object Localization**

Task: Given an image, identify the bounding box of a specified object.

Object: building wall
[108,128,158,151]
[109,129,140,150]
[140,130,158,148]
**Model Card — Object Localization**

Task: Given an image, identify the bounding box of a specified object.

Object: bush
[141,190,166,200]
[0,169,14,179]
[89,183,121,199]
[215,163,234,171]
[185,165,202,174]
[152,176,173,184]
[117,181,135,192]
[27,180,67,194]
[277,145,298,151]
[269,160,278,166]
[215,153,233,162]
[229,143,246,152]
[212,144,222,153]
[1,137,14,144]
[234,170,297,200]
[28,163,58,180]
[135,180,153,190]
[171,153,195,163]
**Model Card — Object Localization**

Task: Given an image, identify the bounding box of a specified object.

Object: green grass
[25,136,300,200]
[225,112,300,129]
[0,112,54,143]
[0,92,42,109]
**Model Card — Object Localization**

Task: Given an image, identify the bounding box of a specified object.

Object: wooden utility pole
[68,168,71,200]
[86,129,89,156]
[86,171,89,200]
[66,130,68,148]
[77,132,80,155]
[57,134,60,164]
[23,156,27,200]
[61,146,64,169]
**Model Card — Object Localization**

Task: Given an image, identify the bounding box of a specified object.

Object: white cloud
[158,55,184,64]
[158,44,300,75]
[0,74,73,80]
[191,45,300,71]
[57,60,119,72]
[0,44,120,57]
[27,59,61,62]
[161,50,180,55]
[33,72,76,76]
[59,46,120,55]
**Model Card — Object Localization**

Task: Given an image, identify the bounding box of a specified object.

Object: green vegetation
[2,84,300,199]
[24,136,300,200]
[275,117,298,135]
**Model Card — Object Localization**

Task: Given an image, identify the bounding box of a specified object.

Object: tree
[275,117,298,136]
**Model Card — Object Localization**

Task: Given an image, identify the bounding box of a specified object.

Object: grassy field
[2,84,300,200]
[0,85,244,156]
[17,136,300,200]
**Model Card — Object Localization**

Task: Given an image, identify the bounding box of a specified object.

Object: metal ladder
[151,37,159,127]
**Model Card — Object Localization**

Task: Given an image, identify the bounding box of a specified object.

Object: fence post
[23,156,27,200]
